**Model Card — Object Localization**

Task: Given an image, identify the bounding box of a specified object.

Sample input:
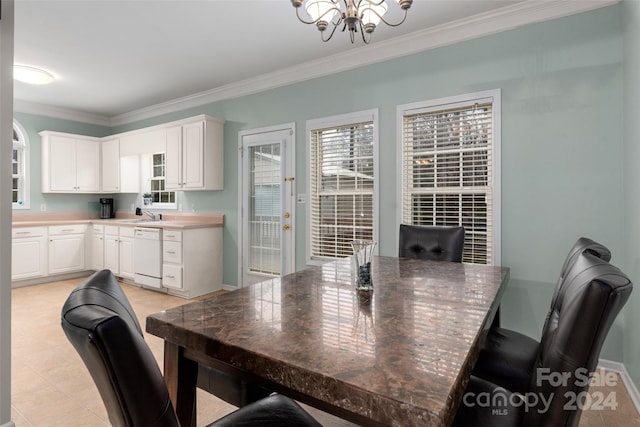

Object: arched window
[12,120,29,209]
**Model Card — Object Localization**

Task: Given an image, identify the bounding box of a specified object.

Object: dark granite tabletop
[147,256,509,427]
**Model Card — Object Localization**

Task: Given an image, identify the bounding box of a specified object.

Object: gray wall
[17,6,635,372]
[623,0,640,388]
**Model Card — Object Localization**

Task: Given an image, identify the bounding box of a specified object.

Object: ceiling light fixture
[13,65,55,85]
[291,0,412,44]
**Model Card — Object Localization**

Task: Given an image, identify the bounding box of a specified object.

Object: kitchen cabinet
[162,227,222,298]
[40,132,100,193]
[165,117,224,191]
[101,138,120,192]
[104,226,119,274]
[48,224,87,274]
[118,227,135,280]
[100,226,135,280]
[12,227,47,281]
[90,224,104,271]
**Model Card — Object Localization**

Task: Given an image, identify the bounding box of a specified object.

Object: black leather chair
[454,251,633,427]
[61,270,321,427]
[398,224,465,262]
[473,237,612,393]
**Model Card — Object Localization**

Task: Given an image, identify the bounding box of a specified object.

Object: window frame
[306,109,379,265]
[12,120,30,210]
[147,152,176,210]
[396,89,501,265]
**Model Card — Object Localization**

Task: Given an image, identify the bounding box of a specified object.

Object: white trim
[396,89,501,265]
[306,109,379,265]
[597,359,640,415]
[13,1,617,127]
[13,99,111,127]
[237,123,296,288]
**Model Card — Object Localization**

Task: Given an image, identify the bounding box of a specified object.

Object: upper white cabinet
[165,117,224,191]
[101,138,120,192]
[41,132,101,193]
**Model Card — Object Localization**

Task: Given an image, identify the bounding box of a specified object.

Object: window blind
[310,121,374,259]
[401,101,494,264]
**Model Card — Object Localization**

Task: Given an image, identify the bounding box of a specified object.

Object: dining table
[146,255,509,427]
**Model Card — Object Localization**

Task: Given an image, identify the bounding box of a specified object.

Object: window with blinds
[400,92,500,264]
[12,123,28,208]
[309,112,376,260]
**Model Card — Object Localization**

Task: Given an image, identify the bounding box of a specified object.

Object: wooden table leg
[164,341,198,427]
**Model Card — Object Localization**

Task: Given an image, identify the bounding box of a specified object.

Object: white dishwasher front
[134,227,163,288]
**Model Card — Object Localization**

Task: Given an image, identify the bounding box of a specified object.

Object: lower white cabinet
[90,224,105,271]
[118,227,135,280]
[48,224,87,275]
[12,227,47,281]
[101,225,135,280]
[104,226,120,274]
[162,227,222,298]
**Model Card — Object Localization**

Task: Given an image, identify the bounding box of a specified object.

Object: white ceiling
[13,0,616,126]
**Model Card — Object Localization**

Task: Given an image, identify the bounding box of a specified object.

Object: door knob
[283,224,291,231]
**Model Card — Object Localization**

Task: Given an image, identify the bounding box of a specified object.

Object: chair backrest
[398,224,465,262]
[61,270,179,427]
[541,237,612,340]
[524,252,632,427]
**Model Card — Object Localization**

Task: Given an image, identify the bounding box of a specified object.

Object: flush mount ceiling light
[291,0,412,44]
[13,65,55,85]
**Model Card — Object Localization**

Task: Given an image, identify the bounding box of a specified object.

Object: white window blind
[310,119,375,259]
[12,124,27,208]
[401,97,496,264]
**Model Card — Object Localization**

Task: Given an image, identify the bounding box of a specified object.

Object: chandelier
[291,0,413,44]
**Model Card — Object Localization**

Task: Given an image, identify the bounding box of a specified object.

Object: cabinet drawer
[163,230,182,242]
[119,226,135,238]
[162,264,182,289]
[49,224,87,235]
[105,225,119,236]
[12,227,46,238]
[163,241,182,264]
[92,224,104,233]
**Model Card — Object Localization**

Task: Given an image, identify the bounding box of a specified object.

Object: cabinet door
[91,234,104,270]
[182,122,204,189]
[48,135,78,191]
[104,235,119,274]
[119,237,135,279]
[12,237,47,280]
[76,138,101,192]
[165,126,182,190]
[49,235,85,274]
[102,138,120,192]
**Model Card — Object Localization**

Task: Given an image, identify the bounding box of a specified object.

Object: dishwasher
[134,227,163,289]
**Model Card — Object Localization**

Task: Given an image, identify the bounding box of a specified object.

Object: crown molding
[13,99,112,127]
[16,0,619,128]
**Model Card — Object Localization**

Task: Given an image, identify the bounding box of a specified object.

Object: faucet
[143,211,157,221]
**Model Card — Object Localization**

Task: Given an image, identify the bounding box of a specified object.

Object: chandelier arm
[377,9,409,27]
[359,21,371,44]
[295,4,342,25]
[322,18,343,42]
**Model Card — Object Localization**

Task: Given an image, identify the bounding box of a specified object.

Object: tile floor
[10,277,640,426]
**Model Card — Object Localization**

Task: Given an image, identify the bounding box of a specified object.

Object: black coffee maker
[99,198,114,219]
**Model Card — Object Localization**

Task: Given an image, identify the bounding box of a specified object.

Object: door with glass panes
[239,126,295,287]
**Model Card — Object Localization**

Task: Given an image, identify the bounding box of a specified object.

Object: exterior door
[239,125,295,287]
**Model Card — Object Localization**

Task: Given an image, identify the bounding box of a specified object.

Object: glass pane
[248,143,281,276]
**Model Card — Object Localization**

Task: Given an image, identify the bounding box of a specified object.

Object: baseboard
[598,359,640,414]
[222,283,238,291]
[11,270,93,288]
[0,420,16,427]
